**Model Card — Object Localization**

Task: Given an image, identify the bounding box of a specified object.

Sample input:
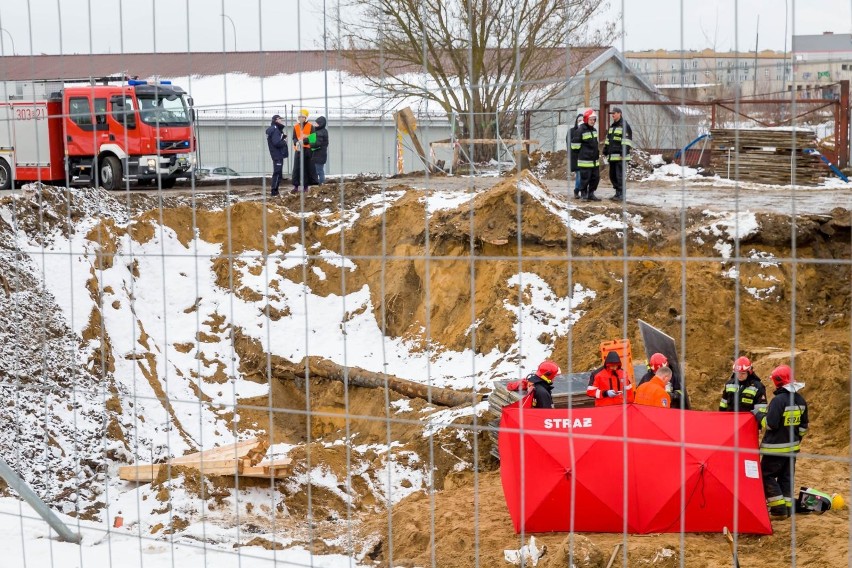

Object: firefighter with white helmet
[719,356,767,412]
[753,364,809,519]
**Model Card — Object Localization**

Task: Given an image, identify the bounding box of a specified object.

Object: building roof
[625,49,784,59]
[0,51,354,81]
[0,48,609,82]
[792,33,852,53]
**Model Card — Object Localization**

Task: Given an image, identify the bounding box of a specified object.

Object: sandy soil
[1,169,850,567]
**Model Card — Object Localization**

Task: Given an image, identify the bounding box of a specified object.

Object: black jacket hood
[604,351,622,367]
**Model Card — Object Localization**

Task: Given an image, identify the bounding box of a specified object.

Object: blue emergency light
[128,79,148,86]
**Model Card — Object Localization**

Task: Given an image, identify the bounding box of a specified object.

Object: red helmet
[583,109,597,124]
[733,356,752,373]
[649,353,668,372]
[537,360,561,382]
[770,365,792,388]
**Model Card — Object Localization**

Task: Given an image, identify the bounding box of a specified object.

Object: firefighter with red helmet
[587,351,633,407]
[637,353,687,409]
[528,360,560,409]
[576,109,601,201]
[637,353,668,387]
[753,365,809,519]
[719,356,767,412]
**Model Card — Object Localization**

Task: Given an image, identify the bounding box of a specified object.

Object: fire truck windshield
[137,93,190,126]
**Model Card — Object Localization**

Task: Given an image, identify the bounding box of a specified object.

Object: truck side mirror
[187,97,194,107]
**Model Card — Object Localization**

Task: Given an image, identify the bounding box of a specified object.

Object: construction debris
[118,437,291,482]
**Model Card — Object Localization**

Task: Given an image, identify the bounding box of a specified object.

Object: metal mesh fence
[0,1,851,568]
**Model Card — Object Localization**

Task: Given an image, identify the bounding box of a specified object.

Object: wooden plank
[170,437,262,465]
[118,464,159,483]
[119,459,245,482]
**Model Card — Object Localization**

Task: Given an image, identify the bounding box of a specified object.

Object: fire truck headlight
[146,159,157,169]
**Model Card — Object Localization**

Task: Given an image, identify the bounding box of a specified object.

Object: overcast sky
[0,0,849,55]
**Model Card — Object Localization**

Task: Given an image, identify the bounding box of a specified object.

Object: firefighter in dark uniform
[753,365,809,519]
[528,360,560,409]
[576,109,601,202]
[719,356,767,413]
[603,106,632,201]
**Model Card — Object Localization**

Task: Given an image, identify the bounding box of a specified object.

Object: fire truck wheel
[159,177,176,189]
[99,156,122,191]
[0,158,11,190]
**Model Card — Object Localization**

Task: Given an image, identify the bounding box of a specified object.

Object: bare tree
[333,0,616,160]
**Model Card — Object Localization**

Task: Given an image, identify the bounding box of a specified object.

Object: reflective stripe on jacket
[587,365,633,407]
[757,388,808,454]
[577,123,600,168]
[719,373,767,412]
[604,118,633,161]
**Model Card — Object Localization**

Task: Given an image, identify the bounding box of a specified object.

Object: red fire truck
[0,78,197,190]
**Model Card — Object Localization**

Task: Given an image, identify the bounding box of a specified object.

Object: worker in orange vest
[587,351,633,407]
[634,366,672,408]
[291,108,317,192]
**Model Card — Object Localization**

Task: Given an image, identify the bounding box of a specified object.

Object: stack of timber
[118,437,292,482]
[709,128,825,185]
[486,364,647,459]
[486,372,596,459]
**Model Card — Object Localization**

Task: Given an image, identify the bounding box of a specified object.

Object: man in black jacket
[309,116,330,184]
[753,365,808,519]
[577,109,601,201]
[265,114,288,196]
[603,107,633,201]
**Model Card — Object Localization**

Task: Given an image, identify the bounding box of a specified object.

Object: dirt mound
[531,149,570,181]
[3,174,852,565]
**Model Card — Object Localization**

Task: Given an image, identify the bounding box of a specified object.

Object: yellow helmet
[831,493,845,510]
[299,108,310,117]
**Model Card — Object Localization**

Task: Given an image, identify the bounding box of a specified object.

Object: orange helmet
[537,361,561,382]
[649,353,668,372]
[770,365,792,389]
[733,356,752,373]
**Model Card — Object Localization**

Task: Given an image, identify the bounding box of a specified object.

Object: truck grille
[159,140,191,150]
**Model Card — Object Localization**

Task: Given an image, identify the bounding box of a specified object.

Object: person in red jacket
[587,351,633,407]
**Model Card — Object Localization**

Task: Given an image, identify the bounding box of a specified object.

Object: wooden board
[119,438,267,482]
[118,459,243,482]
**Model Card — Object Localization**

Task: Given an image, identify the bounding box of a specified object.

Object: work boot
[271,190,280,197]
[574,192,581,199]
[769,505,791,519]
[610,193,622,201]
[588,194,601,202]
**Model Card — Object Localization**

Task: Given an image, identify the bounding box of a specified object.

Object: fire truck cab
[0,78,197,190]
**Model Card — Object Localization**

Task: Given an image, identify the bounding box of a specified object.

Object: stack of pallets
[118,437,292,482]
[486,372,597,460]
[709,128,826,185]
